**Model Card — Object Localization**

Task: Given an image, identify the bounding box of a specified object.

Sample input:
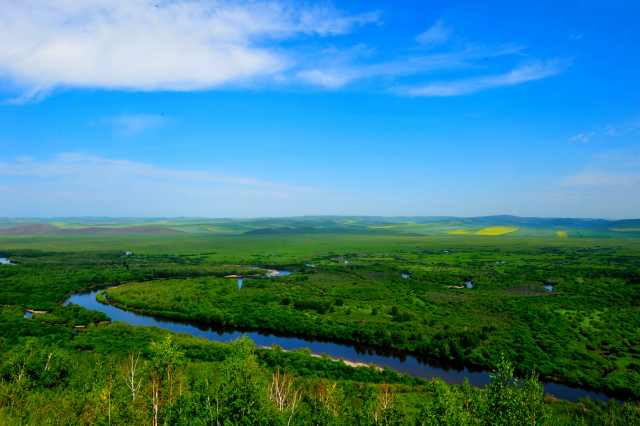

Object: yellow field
[610,228,640,232]
[476,226,519,236]
[556,231,568,237]
[448,230,471,234]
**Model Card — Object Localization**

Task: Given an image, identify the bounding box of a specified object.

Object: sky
[0,0,638,219]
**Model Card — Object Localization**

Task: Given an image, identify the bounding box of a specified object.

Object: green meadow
[1,223,640,425]
[1,232,639,258]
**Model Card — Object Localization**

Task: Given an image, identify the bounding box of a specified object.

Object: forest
[0,236,639,424]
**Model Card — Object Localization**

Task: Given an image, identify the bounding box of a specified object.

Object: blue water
[24,312,33,318]
[63,271,615,404]
[237,269,293,289]
[0,258,15,265]
[544,285,553,291]
[402,273,410,278]
[465,282,473,289]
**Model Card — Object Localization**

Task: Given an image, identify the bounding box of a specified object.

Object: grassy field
[1,233,639,259]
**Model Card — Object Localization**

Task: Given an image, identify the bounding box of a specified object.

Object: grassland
[1,215,638,238]
[2,232,640,424]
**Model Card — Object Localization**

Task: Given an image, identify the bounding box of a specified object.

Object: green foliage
[0,249,264,310]
[414,379,478,426]
[483,354,549,425]
[0,324,636,425]
[2,238,640,423]
[217,335,275,425]
[32,303,110,326]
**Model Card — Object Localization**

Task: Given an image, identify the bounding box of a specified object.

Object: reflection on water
[0,258,15,265]
[465,282,473,289]
[402,273,410,278]
[63,271,615,403]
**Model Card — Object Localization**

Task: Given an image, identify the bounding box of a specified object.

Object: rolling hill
[0,215,637,238]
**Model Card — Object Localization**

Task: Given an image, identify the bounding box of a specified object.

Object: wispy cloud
[396,59,571,97]
[416,20,453,48]
[0,0,380,102]
[0,153,315,190]
[296,69,360,89]
[0,153,324,216]
[0,2,569,100]
[603,124,619,136]
[103,113,170,136]
[569,132,594,143]
[297,42,527,89]
[568,124,625,143]
[561,172,640,187]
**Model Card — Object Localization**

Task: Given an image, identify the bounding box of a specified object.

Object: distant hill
[594,219,640,229]
[0,224,184,235]
[0,215,638,238]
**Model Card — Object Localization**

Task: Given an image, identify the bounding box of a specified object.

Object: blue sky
[0,0,638,219]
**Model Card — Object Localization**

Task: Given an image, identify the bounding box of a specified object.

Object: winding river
[63,270,613,403]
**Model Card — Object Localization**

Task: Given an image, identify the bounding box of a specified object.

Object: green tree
[414,379,476,426]
[218,335,275,425]
[483,354,549,426]
[148,336,185,426]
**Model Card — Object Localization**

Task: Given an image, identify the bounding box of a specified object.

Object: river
[63,270,614,403]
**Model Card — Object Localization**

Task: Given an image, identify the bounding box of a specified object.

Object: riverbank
[257,345,383,371]
[224,269,279,278]
[75,282,618,403]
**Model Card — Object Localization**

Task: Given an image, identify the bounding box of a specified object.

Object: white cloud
[0,153,314,190]
[0,1,569,100]
[297,69,358,89]
[297,43,527,89]
[397,59,571,97]
[562,172,640,187]
[0,0,379,102]
[603,124,619,136]
[0,153,325,216]
[416,20,453,48]
[569,124,623,143]
[581,132,595,143]
[104,112,169,136]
